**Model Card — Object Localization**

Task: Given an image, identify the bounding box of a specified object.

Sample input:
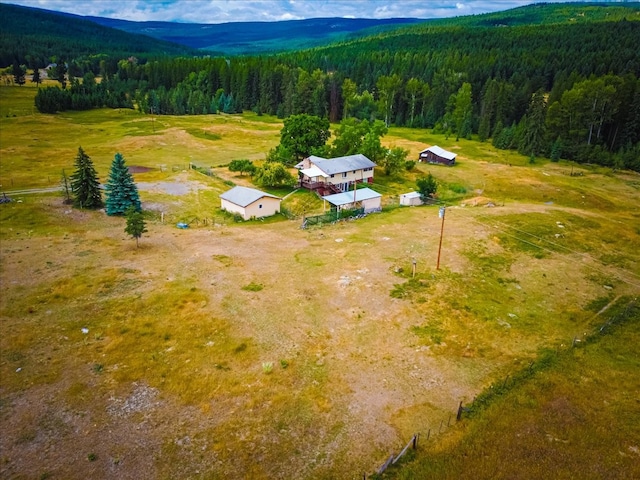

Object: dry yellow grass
[1,84,639,479]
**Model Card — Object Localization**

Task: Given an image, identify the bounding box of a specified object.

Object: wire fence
[365,296,638,479]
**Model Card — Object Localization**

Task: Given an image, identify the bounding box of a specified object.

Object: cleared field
[1,85,639,479]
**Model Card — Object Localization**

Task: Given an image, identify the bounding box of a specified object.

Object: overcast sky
[2,0,589,23]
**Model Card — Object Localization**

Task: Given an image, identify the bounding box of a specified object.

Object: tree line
[33,18,640,171]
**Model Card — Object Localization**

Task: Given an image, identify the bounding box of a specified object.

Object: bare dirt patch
[1,187,637,479]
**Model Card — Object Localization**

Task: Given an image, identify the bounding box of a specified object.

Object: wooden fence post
[457,401,463,421]
[377,454,395,475]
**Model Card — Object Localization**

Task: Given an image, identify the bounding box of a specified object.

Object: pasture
[1,84,639,479]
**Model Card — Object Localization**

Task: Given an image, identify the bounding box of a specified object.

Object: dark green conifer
[70,146,102,209]
[105,153,141,215]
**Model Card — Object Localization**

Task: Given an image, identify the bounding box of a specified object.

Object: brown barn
[419,146,457,166]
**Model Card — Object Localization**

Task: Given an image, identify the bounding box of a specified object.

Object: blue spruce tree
[105,153,141,215]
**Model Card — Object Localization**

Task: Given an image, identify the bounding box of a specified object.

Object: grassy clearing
[387,299,640,480]
[1,84,640,479]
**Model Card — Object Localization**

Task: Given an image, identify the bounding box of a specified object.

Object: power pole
[436,206,446,270]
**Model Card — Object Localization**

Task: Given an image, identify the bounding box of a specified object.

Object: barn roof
[220,186,280,208]
[322,187,381,206]
[420,145,457,161]
[307,154,376,175]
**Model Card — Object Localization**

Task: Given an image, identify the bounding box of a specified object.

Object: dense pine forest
[4,2,640,170]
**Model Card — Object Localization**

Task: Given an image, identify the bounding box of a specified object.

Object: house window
[342,172,347,178]
[353,170,356,173]
[259,204,262,209]
[330,174,335,178]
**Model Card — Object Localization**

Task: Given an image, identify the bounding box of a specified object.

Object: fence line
[364,297,637,479]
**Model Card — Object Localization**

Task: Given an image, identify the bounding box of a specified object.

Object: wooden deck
[299,180,341,196]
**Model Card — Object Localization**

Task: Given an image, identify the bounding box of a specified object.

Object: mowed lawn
[1,84,639,479]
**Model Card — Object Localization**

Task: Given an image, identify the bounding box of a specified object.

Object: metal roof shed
[400,191,423,206]
[322,187,382,213]
[419,146,457,166]
[220,186,281,220]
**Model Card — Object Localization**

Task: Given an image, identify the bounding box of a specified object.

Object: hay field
[1,84,639,479]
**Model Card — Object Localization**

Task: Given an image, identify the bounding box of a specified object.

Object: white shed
[220,186,281,220]
[400,191,423,206]
[322,187,382,213]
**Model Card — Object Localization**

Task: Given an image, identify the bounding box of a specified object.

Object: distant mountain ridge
[84,16,424,55]
[0,3,197,66]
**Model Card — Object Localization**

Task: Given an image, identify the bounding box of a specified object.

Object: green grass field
[1,84,639,479]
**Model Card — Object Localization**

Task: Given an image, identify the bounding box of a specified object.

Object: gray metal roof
[419,145,457,161]
[401,191,422,199]
[220,186,280,207]
[308,154,376,175]
[322,187,381,206]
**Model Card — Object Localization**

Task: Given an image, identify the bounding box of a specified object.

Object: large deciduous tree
[253,162,295,187]
[416,173,438,202]
[228,159,256,176]
[49,60,67,89]
[105,153,141,215]
[376,74,402,127]
[452,82,473,141]
[331,118,388,162]
[380,146,409,176]
[70,147,102,209]
[279,114,330,164]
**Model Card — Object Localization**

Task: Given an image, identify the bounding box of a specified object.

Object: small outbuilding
[220,186,281,220]
[419,146,457,166]
[322,187,382,214]
[400,191,423,206]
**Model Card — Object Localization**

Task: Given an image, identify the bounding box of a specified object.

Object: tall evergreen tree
[105,153,141,215]
[70,147,102,209]
[12,62,26,86]
[519,89,548,156]
[452,82,473,141]
[31,66,41,87]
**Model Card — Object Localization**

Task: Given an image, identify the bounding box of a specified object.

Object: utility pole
[436,206,446,270]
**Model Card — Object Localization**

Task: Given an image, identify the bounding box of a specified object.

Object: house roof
[308,154,376,175]
[322,187,381,206]
[299,165,329,178]
[220,186,280,208]
[419,145,457,160]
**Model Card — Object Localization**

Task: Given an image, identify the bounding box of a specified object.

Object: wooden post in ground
[457,401,463,421]
[436,206,446,270]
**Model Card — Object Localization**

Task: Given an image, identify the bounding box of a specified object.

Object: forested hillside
[13,2,640,171]
[0,3,196,70]
[85,16,424,56]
